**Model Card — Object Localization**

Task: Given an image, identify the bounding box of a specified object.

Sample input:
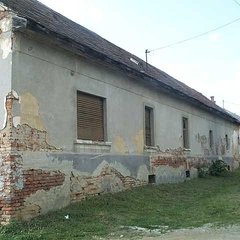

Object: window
[182,117,189,149]
[145,106,154,146]
[209,130,213,149]
[77,91,105,141]
[225,134,229,150]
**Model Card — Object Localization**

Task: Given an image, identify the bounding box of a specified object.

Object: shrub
[198,166,209,178]
[209,160,227,176]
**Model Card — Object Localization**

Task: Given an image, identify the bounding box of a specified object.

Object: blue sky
[39,0,240,115]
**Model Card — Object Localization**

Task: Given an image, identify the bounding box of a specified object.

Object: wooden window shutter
[145,106,153,146]
[77,91,104,141]
[182,117,189,148]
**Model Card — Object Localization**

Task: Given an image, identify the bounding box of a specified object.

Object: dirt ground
[107,225,240,240]
[140,226,240,240]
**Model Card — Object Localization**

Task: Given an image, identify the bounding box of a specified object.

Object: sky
[39,0,240,115]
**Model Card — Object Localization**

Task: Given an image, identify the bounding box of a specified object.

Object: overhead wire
[146,1,240,114]
[233,0,240,7]
[224,100,240,106]
[148,16,240,52]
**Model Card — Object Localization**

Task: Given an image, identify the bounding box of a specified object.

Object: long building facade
[0,0,239,223]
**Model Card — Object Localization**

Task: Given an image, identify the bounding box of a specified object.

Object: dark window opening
[148,174,156,184]
[182,117,189,149]
[145,106,154,146]
[209,130,213,149]
[225,134,229,150]
[186,170,190,178]
[77,91,105,141]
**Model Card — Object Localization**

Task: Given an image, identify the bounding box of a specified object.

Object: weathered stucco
[0,11,239,224]
[0,13,12,129]
[112,136,129,154]
[0,92,63,223]
[10,32,240,160]
[20,92,46,131]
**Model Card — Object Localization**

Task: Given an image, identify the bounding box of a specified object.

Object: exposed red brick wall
[150,153,209,171]
[151,155,186,169]
[23,169,65,195]
[0,123,55,152]
[0,92,57,152]
[71,165,144,202]
[0,157,65,224]
[188,157,208,169]
[0,92,63,224]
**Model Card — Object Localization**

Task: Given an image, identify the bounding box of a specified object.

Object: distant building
[0,0,239,223]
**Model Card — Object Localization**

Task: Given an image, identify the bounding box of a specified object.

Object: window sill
[144,146,192,155]
[183,148,191,156]
[74,140,112,153]
[144,145,160,154]
[75,139,112,146]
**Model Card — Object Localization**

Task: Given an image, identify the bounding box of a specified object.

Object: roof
[1,0,239,124]
[226,110,240,122]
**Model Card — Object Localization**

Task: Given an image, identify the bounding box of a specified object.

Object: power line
[233,0,240,7]
[224,100,240,106]
[147,16,240,53]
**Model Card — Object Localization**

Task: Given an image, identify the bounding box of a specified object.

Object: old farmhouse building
[0,0,239,223]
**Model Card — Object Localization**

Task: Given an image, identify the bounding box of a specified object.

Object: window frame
[182,117,190,149]
[144,105,154,147]
[209,130,214,150]
[225,134,229,150]
[76,90,107,142]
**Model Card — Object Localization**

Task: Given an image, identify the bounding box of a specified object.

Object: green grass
[1,169,240,239]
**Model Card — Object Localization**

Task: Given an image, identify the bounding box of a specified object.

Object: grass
[1,169,240,239]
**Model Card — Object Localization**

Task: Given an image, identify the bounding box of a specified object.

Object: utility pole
[145,49,150,65]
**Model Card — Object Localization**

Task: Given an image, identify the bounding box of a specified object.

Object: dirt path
[107,225,240,240]
[140,226,240,240]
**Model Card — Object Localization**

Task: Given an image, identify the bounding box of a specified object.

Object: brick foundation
[150,149,209,171]
[151,154,186,169]
[70,165,144,202]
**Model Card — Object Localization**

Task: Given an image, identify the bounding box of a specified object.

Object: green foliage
[198,166,209,178]
[209,160,228,176]
[0,169,240,239]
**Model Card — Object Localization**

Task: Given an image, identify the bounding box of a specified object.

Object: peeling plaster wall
[0,92,62,223]
[0,12,238,224]
[22,152,149,205]
[0,149,207,222]
[11,32,240,161]
[150,151,205,184]
[20,92,46,131]
[0,92,150,223]
[0,149,149,222]
[0,14,12,129]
